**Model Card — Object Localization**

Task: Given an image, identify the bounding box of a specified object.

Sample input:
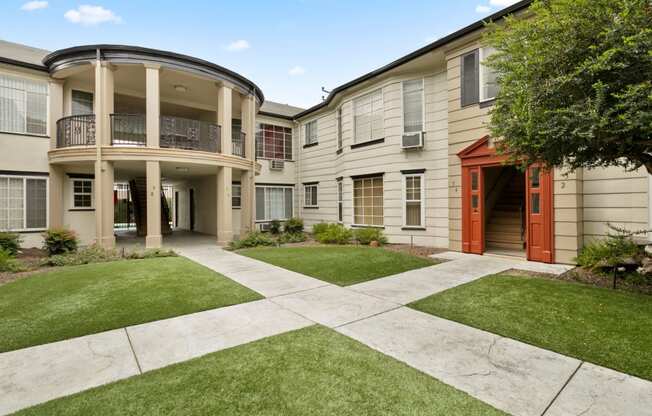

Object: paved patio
[1,242,650,416]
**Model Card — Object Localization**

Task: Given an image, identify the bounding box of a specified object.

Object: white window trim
[479,47,497,103]
[255,185,294,222]
[0,73,49,137]
[353,88,384,144]
[351,176,384,228]
[400,78,426,135]
[402,173,426,228]
[303,184,318,208]
[0,174,49,232]
[232,183,242,208]
[71,178,94,209]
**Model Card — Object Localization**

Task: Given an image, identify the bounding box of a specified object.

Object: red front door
[525,165,553,263]
[462,166,484,254]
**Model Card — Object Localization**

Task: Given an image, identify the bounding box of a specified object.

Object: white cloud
[288,66,306,76]
[64,5,122,26]
[489,0,519,6]
[21,1,48,11]
[475,4,492,13]
[225,40,250,52]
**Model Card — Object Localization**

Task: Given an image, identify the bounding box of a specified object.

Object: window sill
[351,224,385,229]
[303,206,319,209]
[401,226,426,231]
[0,131,49,139]
[69,208,95,212]
[479,98,496,109]
[232,207,241,210]
[303,142,318,149]
[350,138,384,150]
[10,229,46,234]
[258,157,295,162]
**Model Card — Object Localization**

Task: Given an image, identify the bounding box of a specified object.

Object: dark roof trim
[0,56,47,72]
[257,111,295,121]
[43,44,264,104]
[293,0,531,119]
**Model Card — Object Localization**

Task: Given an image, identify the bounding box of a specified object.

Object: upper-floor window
[72,90,93,115]
[353,89,383,143]
[255,123,292,160]
[461,47,499,107]
[0,74,47,135]
[336,107,343,150]
[0,175,47,231]
[305,120,318,145]
[402,79,424,133]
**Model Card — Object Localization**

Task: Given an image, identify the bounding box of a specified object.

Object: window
[0,74,48,135]
[304,184,318,208]
[255,123,292,160]
[402,79,424,133]
[336,107,343,150]
[337,179,343,222]
[461,47,499,106]
[403,173,425,228]
[354,89,383,143]
[72,179,93,209]
[353,176,383,226]
[305,120,318,145]
[232,183,241,208]
[480,47,499,102]
[255,186,293,221]
[0,175,47,231]
[72,90,94,115]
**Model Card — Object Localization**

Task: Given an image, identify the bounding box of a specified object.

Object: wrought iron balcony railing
[56,114,96,147]
[160,115,221,153]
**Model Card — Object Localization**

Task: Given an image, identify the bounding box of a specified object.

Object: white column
[240,169,254,235]
[48,80,64,149]
[145,64,160,148]
[217,166,233,245]
[217,84,232,155]
[146,161,162,248]
[99,161,115,248]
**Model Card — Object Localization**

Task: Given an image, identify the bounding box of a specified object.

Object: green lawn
[239,246,436,286]
[410,274,652,380]
[0,257,261,352]
[16,326,504,416]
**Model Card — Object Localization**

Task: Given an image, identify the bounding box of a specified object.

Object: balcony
[56,114,96,148]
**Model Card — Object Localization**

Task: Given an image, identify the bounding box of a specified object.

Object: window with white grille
[304,184,318,208]
[403,173,425,227]
[402,79,424,133]
[0,175,47,231]
[255,123,292,160]
[72,179,93,209]
[0,74,48,135]
[232,183,241,208]
[353,176,383,226]
[353,89,383,143]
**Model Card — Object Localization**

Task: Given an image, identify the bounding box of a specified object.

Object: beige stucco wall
[295,68,450,247]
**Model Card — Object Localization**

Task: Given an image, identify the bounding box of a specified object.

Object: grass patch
[0,257,261,352]
[239,246,435,286]
[410,274,652,380]
[16,326,504,416]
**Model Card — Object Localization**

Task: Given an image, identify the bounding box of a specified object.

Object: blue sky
[2,0,518,108]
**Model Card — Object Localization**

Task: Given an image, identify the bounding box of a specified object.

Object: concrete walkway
[2,244,650,416]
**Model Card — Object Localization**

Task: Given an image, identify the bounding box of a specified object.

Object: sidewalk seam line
[540,361,584,416]
[332,305,403,329]
[124,328,143,375]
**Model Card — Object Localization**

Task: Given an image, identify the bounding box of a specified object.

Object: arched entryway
[458,136,554,263]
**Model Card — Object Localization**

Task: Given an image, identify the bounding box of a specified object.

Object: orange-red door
[462,166,484,254]
[526,165,553,263]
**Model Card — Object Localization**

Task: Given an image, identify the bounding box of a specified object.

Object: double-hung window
[353,89,383,143]
[403,173,425,228]
[402,79,424,133]
[0,175,47,231]
[337,179,343,222]
[304,120,318,145]
[303,183,318,208]
[255,186,293,221]
[336,107,343,150]
[461,47,499,106]
[353,175,383,226]
[232,183,241,208]
[72,179,93,209]
[255,123,293,160]
[0,74,48,135]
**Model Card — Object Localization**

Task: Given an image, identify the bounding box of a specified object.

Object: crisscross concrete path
[1,244,650,416]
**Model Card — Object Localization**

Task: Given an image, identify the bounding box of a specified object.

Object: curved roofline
[293,0,531,119]
[43,44,264,104]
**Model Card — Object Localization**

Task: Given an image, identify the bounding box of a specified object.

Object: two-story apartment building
[0,0,649,264]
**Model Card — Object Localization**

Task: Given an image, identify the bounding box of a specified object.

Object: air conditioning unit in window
[258,222,272,232]
[401,132,424,149]
[270,160,285,171]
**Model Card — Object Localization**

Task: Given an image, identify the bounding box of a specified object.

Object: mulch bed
[383,244,449,260]
[0,247,51,286]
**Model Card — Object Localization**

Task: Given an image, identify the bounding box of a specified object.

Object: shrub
[576,225,642,270]
[0,232,21,256]
[316,224,352,245]
[284,217,304,234]
[278,232,306,244]
[0,248,25,272]
[354,228,388,245]
[42,244,121,267]
[311,222,330,237]
[43,228,78,256]
[228,231,276,250]
[269,220,282,235]
[126,248,177,260]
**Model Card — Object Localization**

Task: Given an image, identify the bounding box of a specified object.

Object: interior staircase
[485,172,525,253]
[128,178,172,237]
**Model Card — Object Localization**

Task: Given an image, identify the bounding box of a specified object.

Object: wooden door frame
[457,136,555,263]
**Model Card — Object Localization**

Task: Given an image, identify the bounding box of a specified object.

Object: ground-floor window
[232,183,241,208]
[353,175,383,226]
[403,173,425,227]
[337,179,343,222]
[303,183,318,208]
[255,186,293,221]
[0,175,47,231]
[72,179,93,209]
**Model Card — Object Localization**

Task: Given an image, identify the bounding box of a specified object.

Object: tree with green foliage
[485,0,652,174]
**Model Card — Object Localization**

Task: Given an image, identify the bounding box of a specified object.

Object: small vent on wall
[270,160,285,170]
